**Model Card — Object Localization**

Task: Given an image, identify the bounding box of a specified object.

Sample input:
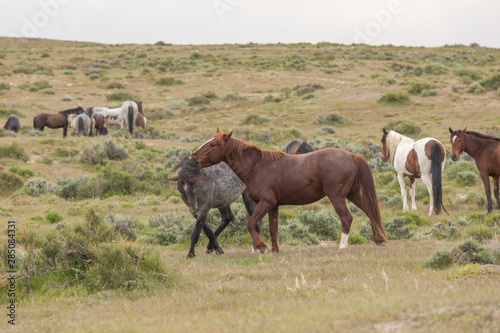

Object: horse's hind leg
[207,206,234,254]
[397,173,409,212]
[409,178,417,211]
[421,174,434,215]
[268,206,280,253]
[328,195,353,249]
[493,176,500,209]
[242,189,262,252]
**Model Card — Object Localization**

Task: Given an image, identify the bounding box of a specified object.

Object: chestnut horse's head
[449,127,467,161]
[190,128,233,168]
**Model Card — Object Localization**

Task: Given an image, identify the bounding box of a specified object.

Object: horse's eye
[209,143,215,147]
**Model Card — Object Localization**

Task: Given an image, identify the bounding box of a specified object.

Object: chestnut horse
[449,127,500,213]
[93,114,111,135]
[191,129,387,253]
[381,129,446,215]
[33,106,84,138]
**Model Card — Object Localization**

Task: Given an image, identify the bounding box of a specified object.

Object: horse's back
[201,162,246,207]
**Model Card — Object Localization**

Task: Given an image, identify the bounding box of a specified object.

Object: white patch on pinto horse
[339,232,349,249]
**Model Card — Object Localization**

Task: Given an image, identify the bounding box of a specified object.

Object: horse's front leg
[493,176,500,210]
[480,172,493,213]
[63,125,68,138]
[207,206,233,254]
[268,206,280,253]
[187,212,208,259]
[397,174,409,212]
[248,201,274,254]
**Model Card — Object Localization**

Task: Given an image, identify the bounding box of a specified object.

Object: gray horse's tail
[128,104,134,136]
[78,117,84,136]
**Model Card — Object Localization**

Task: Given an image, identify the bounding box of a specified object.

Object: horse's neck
[225,148,260,183]
[465,134,489,159]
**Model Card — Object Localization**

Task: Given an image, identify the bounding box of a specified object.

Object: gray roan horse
[285,140,314,154]
[75,108,94,136]
[169,156,260,258]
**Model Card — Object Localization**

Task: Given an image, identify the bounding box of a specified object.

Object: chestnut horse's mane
[214,132,285,163]
[466,131,500,142]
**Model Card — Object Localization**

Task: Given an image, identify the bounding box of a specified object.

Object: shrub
[455,171,478,187]
[0,142,29,161]
[53,147,79,158]
[105,82,125,89]
[384,216,414,240]
[55,177,88,199]
[155,77,184,86]
[298,209,340,241]
[348,234,369,245]
[444,161,477,181]
[408,81,432,94]
[466,212,486,223]
[105,213,137,241]
[419,221,459,240]
[107,92,138,101]
[0,82,10,90]
[484,213,500,227]
[423,249,454,270]
[22,177,54,197]
[241,114,268,125]
[283,219,320,245]
[41,88,56,95]
[0,171,24,195]
[104,140,128,160]
[168,100,188,110]
[480,74,500,91]
[466,83,486,94]
[451,240,494,265]
[453,67,483,80]
[382,78,396,85]
[8,166,34,178]
[383,120,421,136]
[46,211,64,223]
[187,95,210,106]
[293,83,323,96]
[465,225,494,243]
[317,113,348,125]
[377,92,410,104]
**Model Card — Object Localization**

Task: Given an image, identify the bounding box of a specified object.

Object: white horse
[381,129,446,215]
[92,101,142,139]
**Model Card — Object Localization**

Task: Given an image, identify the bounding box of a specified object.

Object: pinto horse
[92,114,111,135]
[33,106,84,138]
[284,140,314,154]
[92,101,142,139]
[381,129,446,215]
[190,129,387,253]
[449,127,500,213]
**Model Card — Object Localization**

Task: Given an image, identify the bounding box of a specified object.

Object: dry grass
[1,37,500,332]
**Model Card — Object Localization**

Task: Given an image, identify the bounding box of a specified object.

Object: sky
[1,0,499,48]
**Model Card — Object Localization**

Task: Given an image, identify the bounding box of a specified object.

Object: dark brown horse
[4,115,21,133]
[450,127,500,213]
[191,129,387,253]
[92,114,111,135]
[135,112,146,129]
[33,106,84,138]
[285,139,314,154]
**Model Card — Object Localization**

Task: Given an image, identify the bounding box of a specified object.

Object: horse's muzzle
[451,155,459,161]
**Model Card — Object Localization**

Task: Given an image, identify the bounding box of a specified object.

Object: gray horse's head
[169,156,203,217]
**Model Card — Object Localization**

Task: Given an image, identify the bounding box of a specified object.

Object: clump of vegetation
[451,240,494,265]
[46,211,64,223]
[8,166,34,178]
[383,216,414,240]
[298,209,341,241]
[0,171,24,196]
[423,249,454,270]
[107,92,138,101]
[21,177,54,197]
[466,83,486,94]
[293,83,323,96]
[418,221,459,240]
[454,171,478,187]
[56,177,88,199]
[105,82,125,89]
[168,100,188,110]
[407,81,432,95]
[0,142,29,161]
[241,114,269,125]
[155,77,184,86]
[383,120,421,136]
[377,92,410,104]
[317,112,348,125]
[480,74,500,91]
[0,82,11,90]
[187,95,210,106]
[465,225,494,243]
[283,219,320,245]
[82,140,128,165]
[105,212,137,241]
[453,67,483,81]
[53,147,79,158]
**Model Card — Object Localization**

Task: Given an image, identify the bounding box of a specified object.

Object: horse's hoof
[186,253,195,259]
[215,248,224,255]
[206,248,214,254]
[260,247,270,255]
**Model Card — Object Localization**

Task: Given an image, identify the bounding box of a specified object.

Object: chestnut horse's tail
[354,156,388,245]
[431,143,444,215]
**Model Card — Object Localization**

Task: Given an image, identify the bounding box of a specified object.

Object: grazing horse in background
[33,106,84,138]
[169,156,260,258]
[285,140,314,154]
[68,114,78,136]
[92,101,142,139]
[191,129,387,253]
[135,112,147,129]
[381,129,446,215]
[75,109,93,137]
[4,115,21,133]
[449,127,500,213]
[92,114,111,135]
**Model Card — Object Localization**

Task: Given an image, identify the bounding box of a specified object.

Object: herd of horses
[167,128,500,258]
[3,101,146,139]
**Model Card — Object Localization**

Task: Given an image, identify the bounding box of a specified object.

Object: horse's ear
[462,126,467,133]
[216,127,220,133]
[449,127,454,134]
[383,128,388,135]
[395,127,399,133]
[223,131,233,141]
[168,175,178,182]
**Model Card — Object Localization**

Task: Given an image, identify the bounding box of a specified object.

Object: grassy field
[1,37,500,332]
